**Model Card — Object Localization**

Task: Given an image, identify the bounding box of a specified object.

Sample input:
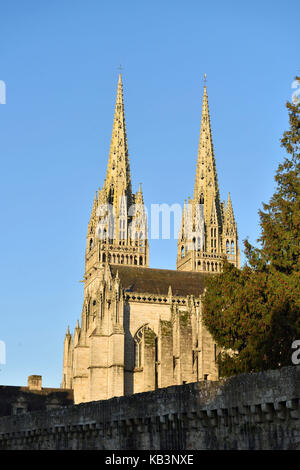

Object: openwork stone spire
[104,73,133,210]
[177,82,239,273]
[85,73,148,273]
[193,85,221,227]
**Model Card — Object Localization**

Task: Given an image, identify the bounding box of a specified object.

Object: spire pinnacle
[193,83,221,225]
[104,73,132,209]
[226,192,235,222]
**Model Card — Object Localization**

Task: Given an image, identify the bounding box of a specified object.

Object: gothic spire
[193,84,221,226]
[224,192,237,237]
[225,192,235,221]
[104,73,133,209]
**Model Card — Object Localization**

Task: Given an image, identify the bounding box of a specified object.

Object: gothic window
[102,253,106,262]
[200,194,204,205]
[226,240,230,255]
[231,241,235,256]
[134,327,144,368]
[134,325,157,370]
[181,246,184,258]
[89,238,93,251]
[140,232,144,248]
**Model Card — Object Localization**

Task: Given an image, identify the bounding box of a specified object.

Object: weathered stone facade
[1,366,300,450]
[62,74,239,404]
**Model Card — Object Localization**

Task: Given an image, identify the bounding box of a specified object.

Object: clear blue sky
[0,0,299,387]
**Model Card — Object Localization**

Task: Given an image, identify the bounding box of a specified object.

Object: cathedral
[62,74,240,404]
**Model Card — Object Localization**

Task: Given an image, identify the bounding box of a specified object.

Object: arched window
[200,194,204,205]
[134,325,157,369]
[181,246,184,258]
[197,237,201,250]
[231,241,235,256]
[89,238,93,251]
[226,240,230,255]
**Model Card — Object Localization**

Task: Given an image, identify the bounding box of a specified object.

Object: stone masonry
[1,366,300,450]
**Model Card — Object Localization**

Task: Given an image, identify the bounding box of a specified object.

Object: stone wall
[1,366,300,450]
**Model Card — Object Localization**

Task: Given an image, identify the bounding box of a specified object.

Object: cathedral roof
[110,266,210,297]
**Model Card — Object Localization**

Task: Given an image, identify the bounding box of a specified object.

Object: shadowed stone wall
[1,366,300,450]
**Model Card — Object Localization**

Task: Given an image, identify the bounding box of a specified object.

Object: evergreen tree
[202,77,300,377]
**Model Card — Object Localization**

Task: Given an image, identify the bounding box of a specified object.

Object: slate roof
[0,386,74,417]
[110,266,210,297]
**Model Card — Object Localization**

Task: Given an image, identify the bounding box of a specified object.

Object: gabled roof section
[110,266,210,297]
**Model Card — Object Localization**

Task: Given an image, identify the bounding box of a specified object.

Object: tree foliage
[202,77,300,377]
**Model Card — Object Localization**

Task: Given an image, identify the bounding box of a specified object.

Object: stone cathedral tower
[62,76,240,404]
[86,73,148,272]
[177,84,240,272]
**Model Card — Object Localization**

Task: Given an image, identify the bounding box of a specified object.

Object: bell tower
[85,73,149,276]
[63,74,149,403]
[177,82,240,272]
